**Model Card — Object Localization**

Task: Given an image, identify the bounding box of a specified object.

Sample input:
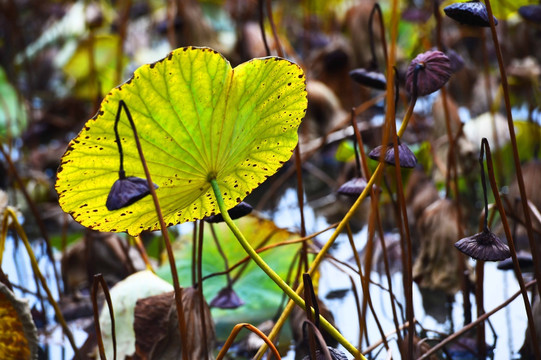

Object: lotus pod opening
[406,50,452,97]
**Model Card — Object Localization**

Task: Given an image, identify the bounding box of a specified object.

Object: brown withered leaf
[134,287,215,360]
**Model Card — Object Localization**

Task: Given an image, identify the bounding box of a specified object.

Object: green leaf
[56,47,307,235]
[155,214,302,339]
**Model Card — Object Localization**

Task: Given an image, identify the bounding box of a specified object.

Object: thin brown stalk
[303,321,334,360]
[483,0,541,300]
[197,220,209,360]
[390,115,415,360]
[117,101,189,360]
[266,0,283,58]
[433,0,471,325]
[258,0,271,56]
[475,207,488,360]
[475,260,486,359]
[92,274,116,360]
[482,138,540,359]
[192,221,197,286]
[303,274,318,359]
[345,223,389,350]
[373,192,403,345]
[209,223,234,287]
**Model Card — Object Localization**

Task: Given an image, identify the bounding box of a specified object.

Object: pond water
[269,188,530,360]
[2,186,532,359]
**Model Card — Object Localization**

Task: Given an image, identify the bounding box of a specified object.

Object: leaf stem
[209,179,364,360]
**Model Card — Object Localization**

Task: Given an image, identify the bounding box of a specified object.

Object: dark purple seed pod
[209,286,245,309]
[368,140,418,168]
[444,1,498,27]
[455,228,511,261]
[106,176,157,211]
[519,5,541,23]
[406,50,452,97]
[204,201,253,223]
[497,250,534,271]
[337,177,369,197]
[349,68,387,90]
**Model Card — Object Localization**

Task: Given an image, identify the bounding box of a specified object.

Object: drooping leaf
[56,47,307,235]
[155,214,303,339]
[0,282,38,360]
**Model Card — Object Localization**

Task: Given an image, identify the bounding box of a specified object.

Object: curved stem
[209,179,364,360]
[370,3,388,69]
[481,138,540,359]
[479,149,490,232]
[115,101,189,360]
[92,274,116,360]
[113,105,126,179]
[216,323,281,360]
[368,4,379,69]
